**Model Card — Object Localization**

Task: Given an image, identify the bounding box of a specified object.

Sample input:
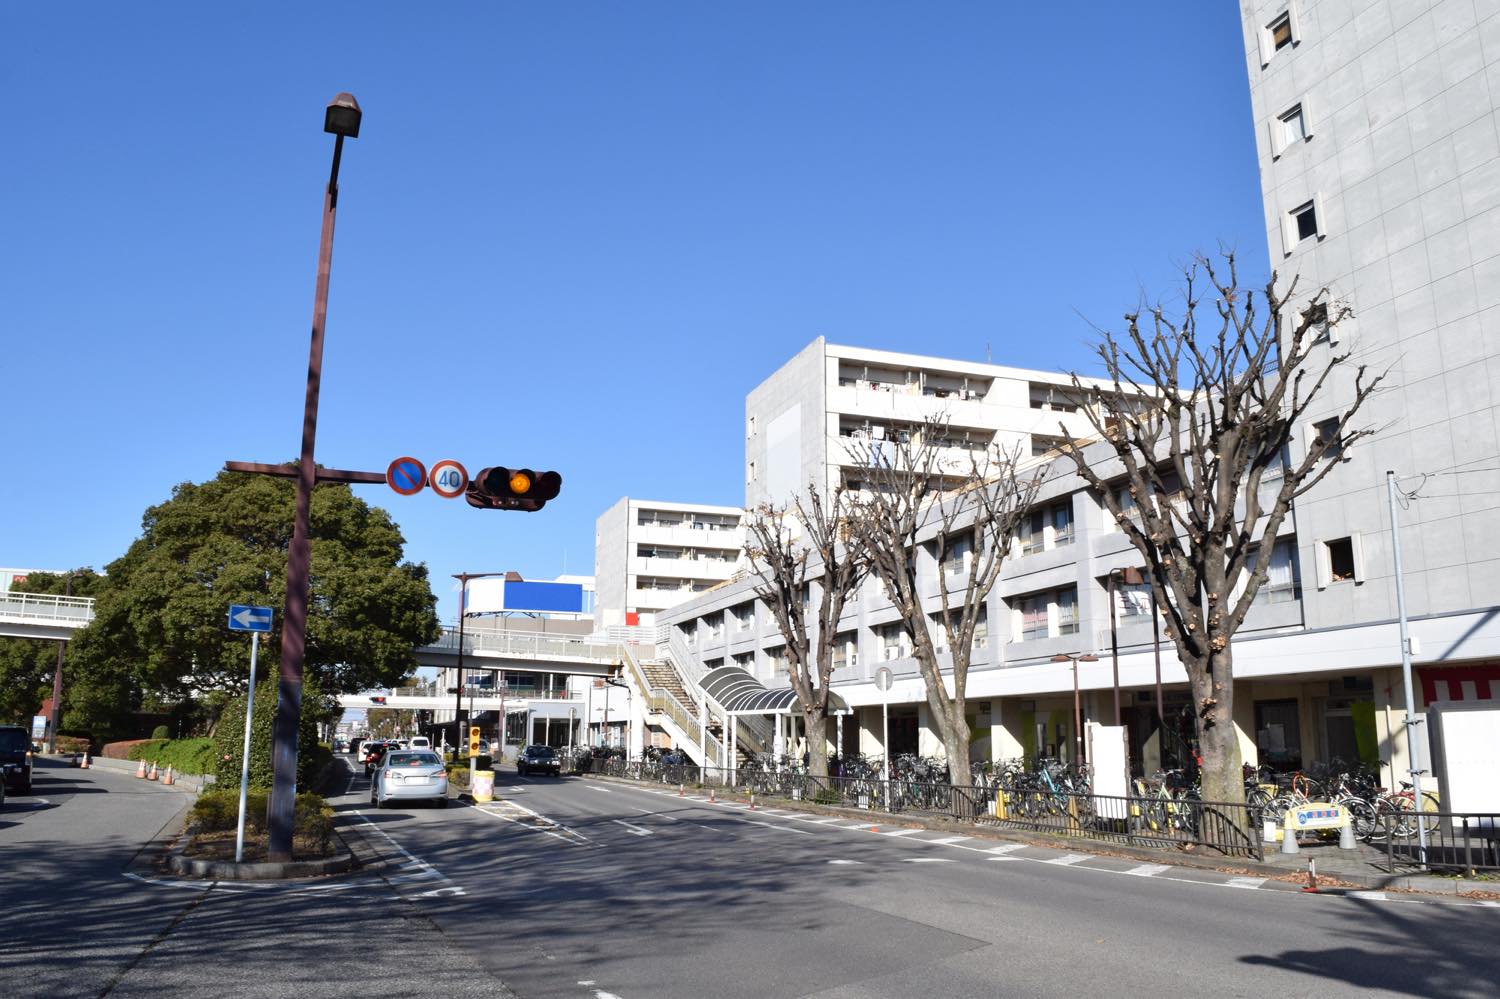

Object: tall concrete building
[594,498,745,630]
[744,338,1112,511]
[1240,0,1500,629]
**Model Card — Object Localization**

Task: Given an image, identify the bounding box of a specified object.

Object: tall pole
[235,633,260,864]
[47,575,72,754]
[1073,658,1084,765]
[268,103,355,862]
[1109,572,1121,726]
[455,579,468,758]
[1387,470,1428,861]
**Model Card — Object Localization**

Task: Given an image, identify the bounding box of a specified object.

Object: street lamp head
[324,92,362,138]
[1051,653,1099,663]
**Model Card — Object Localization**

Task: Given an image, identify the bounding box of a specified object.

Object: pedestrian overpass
[0,591,94,641]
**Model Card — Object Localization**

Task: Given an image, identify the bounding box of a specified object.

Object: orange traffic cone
[161,766,175,786]
[147,762,158,781]
[708,788,716,803]
[81,751,91,769]
[135,759,147,778]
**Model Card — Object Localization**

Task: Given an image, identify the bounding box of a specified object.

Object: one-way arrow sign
[227,604,274,633]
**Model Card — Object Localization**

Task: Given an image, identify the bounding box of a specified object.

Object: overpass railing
[422,626,625,663]
[0,591,96,627]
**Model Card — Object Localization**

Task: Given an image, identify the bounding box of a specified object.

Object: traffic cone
[81,751,91,769]
[678,782,685,797]
[135,759,147,778]
[708,788,716,803]
[161,766,175,786]
[147,762,158,781]
[1301,858,1320,894]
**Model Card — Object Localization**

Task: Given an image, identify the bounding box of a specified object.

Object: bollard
[749,792,756,810]
[1338,821,1356,850]
[1301,858,1320,893]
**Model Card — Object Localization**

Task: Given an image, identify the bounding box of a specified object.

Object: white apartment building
[594,498,746,630]
[744,338,1115,511]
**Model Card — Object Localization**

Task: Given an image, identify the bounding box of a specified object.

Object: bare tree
[847,419,1040,779]
[745,484,869,778]
[1059,252,1382,807]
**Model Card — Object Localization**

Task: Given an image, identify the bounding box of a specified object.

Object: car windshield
[0,729,29,752]
[386,752,442,768]
[530,747,556,758]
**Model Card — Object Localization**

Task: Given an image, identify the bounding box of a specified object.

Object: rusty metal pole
[267,97,358,863]
[47,575,73,754]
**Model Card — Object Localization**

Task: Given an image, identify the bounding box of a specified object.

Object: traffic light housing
[369,696,387,705]
[468,725,482,759]
[466,467,562,512]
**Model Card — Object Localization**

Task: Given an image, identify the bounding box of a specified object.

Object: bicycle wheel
[1338,794,1377,842]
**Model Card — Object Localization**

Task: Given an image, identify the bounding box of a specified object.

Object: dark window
[1327,538,1355,582]
[1271,14,1293,50]
[1294,202,1319,241]
[1313,417,1342,459]
[0,729,28,751]
[1303,302,1329,342]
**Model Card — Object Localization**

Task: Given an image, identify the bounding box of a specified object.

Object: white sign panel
[1087,722,1130,820]
[1430,703,1500,819]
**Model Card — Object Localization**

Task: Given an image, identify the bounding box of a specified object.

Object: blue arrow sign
[227,604,274,633]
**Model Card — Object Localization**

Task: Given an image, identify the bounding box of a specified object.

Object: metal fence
[1383,811,1500,874]
[585,759,1263,860]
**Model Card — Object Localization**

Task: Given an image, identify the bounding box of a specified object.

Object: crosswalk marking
[925,835,970,846]
[1123,863,1172,877]
[1044,853,1091,866]
[1227,876,1265,889]
[882,828,922,837]
[986,843,1026,855]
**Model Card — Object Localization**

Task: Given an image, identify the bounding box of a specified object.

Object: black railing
[1383,812,1500,874]
[589,760,1262,860]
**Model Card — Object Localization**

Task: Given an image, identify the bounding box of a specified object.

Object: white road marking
[1123,863,1172,877]
[903,857,954,863]
[352,812,465,897]
[987,843,1026,855]
[749,820,818,836]
[585,784,613,793]
[1227,876,1266,889]
[1044,854,1090,866]
[473,796,590,845]
[827,859,863,865]
[3,797,52,809]
[882,828,921,838]
[1350,890,1387,901]
[926,835,970,846]
[632,807,679,822]
[612,819,653,837]
[811,818,842,825]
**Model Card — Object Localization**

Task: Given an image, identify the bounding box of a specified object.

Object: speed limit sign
[429,460,469,499]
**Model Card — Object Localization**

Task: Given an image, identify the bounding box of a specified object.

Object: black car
[363,741,400,776]
[0,726,34,794]
[516,744,560,777]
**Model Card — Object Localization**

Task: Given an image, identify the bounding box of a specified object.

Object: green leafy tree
[213,674,331,789]
[0,569,107,726]
[61,471,440,736]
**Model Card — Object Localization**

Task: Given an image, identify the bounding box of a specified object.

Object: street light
[1051,653,1099,765]
[46,572,75,754]
[452,571,507,757]
[267,92,361,863]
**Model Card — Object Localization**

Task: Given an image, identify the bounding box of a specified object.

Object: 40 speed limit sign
[429,460,469,499]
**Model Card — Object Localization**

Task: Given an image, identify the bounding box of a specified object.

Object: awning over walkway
[699,666,851,716]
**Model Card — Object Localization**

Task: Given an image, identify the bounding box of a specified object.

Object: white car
[371,750,449,808]
[409,736,431,750]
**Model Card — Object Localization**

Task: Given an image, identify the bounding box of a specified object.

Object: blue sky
[2,2,1268,623]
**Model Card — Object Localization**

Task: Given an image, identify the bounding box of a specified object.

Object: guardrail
[384,686,581,701]
[0,591,96,626]
[589,762,1264,860]
[423,626,625,663]
[1383,811,1500,873]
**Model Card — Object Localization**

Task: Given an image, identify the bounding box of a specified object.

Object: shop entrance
[1255,698,1302,772]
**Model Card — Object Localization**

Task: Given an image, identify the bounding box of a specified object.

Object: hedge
[190,789,335,853]
[212,676,324,791]
[125,737,216,775]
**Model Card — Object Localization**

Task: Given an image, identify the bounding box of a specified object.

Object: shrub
[151,724,171,741]
[190,790,334,852]
[127,737,216,775]
[212,676,324,791]
[102,739,154,760]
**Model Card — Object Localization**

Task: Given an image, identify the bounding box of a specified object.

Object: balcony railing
[424,626,624,663]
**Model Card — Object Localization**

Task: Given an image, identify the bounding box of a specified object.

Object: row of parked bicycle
[1241,760,1440,840]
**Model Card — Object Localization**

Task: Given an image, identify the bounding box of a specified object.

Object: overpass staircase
[623,634,770,769]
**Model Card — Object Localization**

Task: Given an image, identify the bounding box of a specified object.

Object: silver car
[370,750,449,808]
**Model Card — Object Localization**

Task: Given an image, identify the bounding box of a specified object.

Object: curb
[85,756,213,793]
[165,823,357,880]
[587,774,1500,900]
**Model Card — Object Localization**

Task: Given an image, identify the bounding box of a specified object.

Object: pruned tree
[847,418,1041,779]
[1059,252,1381,807]
[745,483,869,778]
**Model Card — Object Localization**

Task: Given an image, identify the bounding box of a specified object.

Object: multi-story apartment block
[744,338,1115,511]
[594,498,746,630]
[641,4,1500,783]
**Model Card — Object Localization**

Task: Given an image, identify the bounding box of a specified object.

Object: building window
[878,622,910,660]
[1017,594,1049,642]
[1269,12,1293,51]
[1114,579,1154,618]
[747,461,757,484]
[1031,433,1069,458]
[1326,538,1355,583]
[1289,200,1321,246]
[1029,383,1078,413]
[747,415,756,439]
[1056,587,1079,636]
[734,602,754,631]
[766,645,787,675]
[1302,302,1329,343]
[1258,539,1302,604]
[1280,104,1306,146]
[1020,502,1074,554]
[940,533,974,575]
[732,652,754,671]
[1312,417,1343,460]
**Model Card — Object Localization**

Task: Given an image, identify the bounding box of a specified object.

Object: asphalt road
[3,756,1497,998]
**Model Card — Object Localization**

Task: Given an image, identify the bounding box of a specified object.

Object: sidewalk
[589,772,1500,900]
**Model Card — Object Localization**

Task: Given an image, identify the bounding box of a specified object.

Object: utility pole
[1387,470,1428,863]
[46,574,73,754]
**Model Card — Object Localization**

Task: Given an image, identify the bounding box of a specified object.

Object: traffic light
[369,696,387,705]
[466,467,562,512]
[468,725,482,758]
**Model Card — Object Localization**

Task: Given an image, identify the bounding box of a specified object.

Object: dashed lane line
[748,819,819,836]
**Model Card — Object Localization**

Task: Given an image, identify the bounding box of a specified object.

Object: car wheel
[435,797,448,809]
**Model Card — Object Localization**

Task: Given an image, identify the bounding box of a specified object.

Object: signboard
[1087,722,1130,820]
[386,456,427,496]
[429,459,468,499]
[1430,702,1500,820]
[32,715,47,740]
[466,579,585,615]
[227,605,274,633]
[1287,803,1347,831]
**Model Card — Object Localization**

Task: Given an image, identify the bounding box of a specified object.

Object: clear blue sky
[2,2,1269,623]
